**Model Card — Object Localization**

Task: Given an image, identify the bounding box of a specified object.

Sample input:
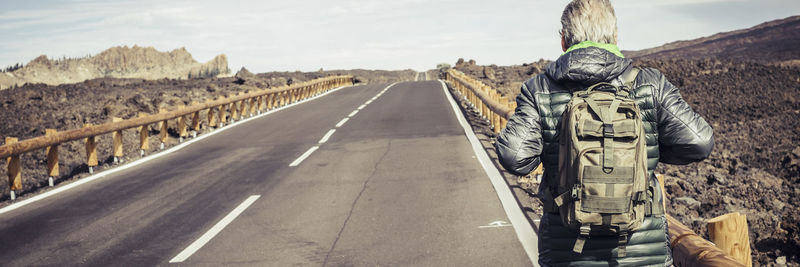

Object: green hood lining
[563,41,624,58]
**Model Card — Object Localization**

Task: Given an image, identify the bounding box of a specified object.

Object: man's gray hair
[560,0,618,48]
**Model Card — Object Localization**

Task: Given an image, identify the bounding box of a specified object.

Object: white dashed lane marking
[318,129,336,144]
[336,118,349,128]
[289,146,320,167]
[289,83,396,168]
[169,195,261,263]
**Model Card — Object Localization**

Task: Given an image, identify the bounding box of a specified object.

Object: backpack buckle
[571,184,581,200]
[603,123,614,138]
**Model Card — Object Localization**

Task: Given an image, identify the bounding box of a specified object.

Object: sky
[0,0,798,72]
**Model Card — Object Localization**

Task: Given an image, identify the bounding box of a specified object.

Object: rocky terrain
[622,15,800,66]
[451,15,800,267]
[0,46,230,90]
[0,65,414,205]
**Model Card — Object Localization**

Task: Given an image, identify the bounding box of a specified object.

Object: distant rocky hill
[623,15,800,65]
[0,46,230,90]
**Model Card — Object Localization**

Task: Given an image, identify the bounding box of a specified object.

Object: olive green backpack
[553,68,648,257]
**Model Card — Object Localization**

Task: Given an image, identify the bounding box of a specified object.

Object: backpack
[552,68,647,257]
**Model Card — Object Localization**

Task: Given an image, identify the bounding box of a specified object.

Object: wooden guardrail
[2,75,353,200]
[446,69,516,134]
[446,69,750,267]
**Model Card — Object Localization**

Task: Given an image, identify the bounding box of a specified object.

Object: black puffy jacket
[495,46,713,266]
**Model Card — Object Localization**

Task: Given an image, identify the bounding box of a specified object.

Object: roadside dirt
[0,69,414,206]
[450,57,800,266]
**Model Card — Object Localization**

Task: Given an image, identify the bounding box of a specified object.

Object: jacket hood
[545,46,632,86]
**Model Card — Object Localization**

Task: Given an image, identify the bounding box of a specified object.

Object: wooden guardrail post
[218,101,227,127]
[470,89,477,109]
[708,212,752,266]
[480,85,488,119]
[499,96,510,130]
[207,103,217,128]
[238,98,247,119]
[138,113,149,156]
[490,91,501,134]
[254,96,263,115]
[158,110,169,150]
[84,124,98,174]
[6,137,21,200]
[230,101,239,122]
[266,93,275,110]
[111,117,123,163]
[247,97,255,117]
[191,102,200,138]
[177,105,188,143]
[298,87,304,101]
[46,129,59,187]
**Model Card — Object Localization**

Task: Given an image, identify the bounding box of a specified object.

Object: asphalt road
[0,80,532,266]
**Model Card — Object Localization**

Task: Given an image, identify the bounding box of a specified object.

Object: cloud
[0,0,797,71]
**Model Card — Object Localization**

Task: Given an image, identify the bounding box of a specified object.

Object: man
[495,0,714,266]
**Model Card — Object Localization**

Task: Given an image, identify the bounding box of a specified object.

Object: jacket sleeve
[495,80,543,176]
[653,70,714,164]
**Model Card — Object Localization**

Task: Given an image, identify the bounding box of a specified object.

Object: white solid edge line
[289,146,319,167]
[169,195,261,263]
[0,85,352,216]
[335,118,349,128]
[348,110,358,117]
[438,80,539,266]
[318,129,336,144]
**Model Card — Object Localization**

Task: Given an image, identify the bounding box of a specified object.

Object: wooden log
[159,119,169,144]
[238,99,247,117]
[255,96,263,112]
[266,93,274,110]
[207,106,217,127]
[191,101,201,130]
[230,101,239,121]
[111,117,123,157]
[5,137,22,191]
[708,212,752,267]
[191,111,200,130]
[45,129,59,178]
[668,214,745,267]
[218,102,227,124]
[138,113,149,152]
[177,113,187,138]
[84,124,98,167]
[650,176,746,267]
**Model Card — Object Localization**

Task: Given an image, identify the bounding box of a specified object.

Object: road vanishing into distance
[0,77,535,266]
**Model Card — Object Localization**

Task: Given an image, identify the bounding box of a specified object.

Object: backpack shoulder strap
[617,67,640,96]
